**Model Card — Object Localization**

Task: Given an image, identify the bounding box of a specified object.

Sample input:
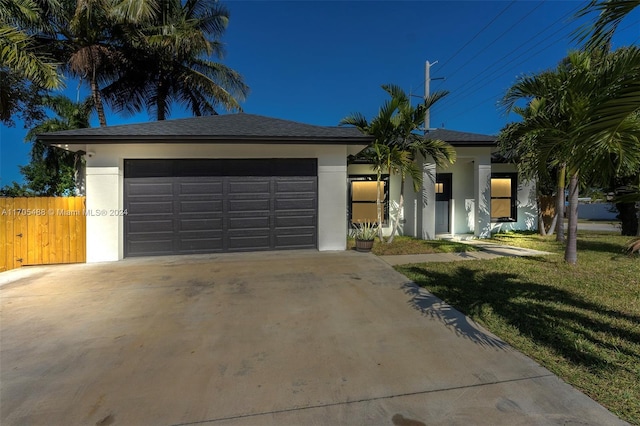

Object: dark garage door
[124,159,317,257]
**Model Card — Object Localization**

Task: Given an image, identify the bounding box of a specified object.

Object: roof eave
[38,134,373,145]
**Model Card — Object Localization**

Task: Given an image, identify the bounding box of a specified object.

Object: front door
[435,173,452,234]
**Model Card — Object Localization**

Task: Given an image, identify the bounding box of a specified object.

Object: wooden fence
[1,197,86,272]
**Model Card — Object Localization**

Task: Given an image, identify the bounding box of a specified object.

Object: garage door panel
[178,200,222,213]
[228,216,270,230]
[128,239,174,255]
[227,233,271,250]
[127,180,173,197]
[276,198,315,211]
[275,214,315,228]
[228,199,270,212]
[177,234,223,252]
[124,160,317,256]
[179,217,222,231]
[128,201,174,214]
[178,180,223,196]
[228,180,270,194]
[275,179,316,193]
[275,229,316,248]
[128,219,174,233]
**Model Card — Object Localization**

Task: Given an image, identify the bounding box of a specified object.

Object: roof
[426,129,497,147]
[38,113,372,145]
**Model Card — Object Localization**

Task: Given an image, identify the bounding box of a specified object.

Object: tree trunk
[547,214,558,237]
[555,165,566,242]
[157,78,168,121]
[637,201,640,237]
[388,177,404,243]
[376,170,383,242]
[538,194,556,236]
[90,72,107,127]
[537,196,546,236]
[565,171,579,264]
[616,201,639,236]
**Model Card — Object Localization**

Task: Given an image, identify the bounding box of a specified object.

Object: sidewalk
[380,241,552,266]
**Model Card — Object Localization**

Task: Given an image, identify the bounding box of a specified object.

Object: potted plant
[351,221,378,252]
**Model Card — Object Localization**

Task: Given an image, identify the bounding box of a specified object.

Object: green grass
[397,232,640,424]
[347,235,478,256]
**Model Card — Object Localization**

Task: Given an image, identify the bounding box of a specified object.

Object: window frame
[490,173,517,222]
[348,174,390,225]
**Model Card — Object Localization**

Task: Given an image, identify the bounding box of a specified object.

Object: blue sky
[1,0,639,186]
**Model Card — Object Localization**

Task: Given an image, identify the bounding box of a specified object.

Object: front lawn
[347,235,478,256]
[397,233,640,424]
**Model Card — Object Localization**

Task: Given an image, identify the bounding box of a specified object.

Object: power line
[436,4,580,111]
[444,0,547,82]
[438,0,517,75]
[412,0,517,93]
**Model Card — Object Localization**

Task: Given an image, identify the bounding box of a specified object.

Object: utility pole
[424,60,436,133]
[424,60,444,133]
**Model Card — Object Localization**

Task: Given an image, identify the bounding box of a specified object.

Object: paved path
[380,241,552,266]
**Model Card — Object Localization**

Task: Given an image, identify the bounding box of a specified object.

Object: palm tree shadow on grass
[400,265,640,375]
[401,283,509,351]
[576,238,628,255]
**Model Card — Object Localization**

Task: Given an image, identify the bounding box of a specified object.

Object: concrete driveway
[0,251,624,425]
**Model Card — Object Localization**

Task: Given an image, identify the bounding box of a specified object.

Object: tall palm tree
[341,97,401,241]
[498,98,568,241]
[381,84,456,242]
[103,0,248,120]
[502,48,640,264]
[340,84,455,243]
[55,0,123,126]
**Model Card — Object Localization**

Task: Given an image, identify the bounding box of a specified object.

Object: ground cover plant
[347,235,477,256]
[397,232,640,424]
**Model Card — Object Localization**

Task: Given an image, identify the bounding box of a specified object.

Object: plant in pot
[351,221,378,252]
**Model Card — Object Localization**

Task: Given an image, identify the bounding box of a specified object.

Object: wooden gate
[0,197,86,272]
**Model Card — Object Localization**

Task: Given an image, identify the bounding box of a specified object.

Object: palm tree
[498,99,568,242]
[576,0,640,50]
[0,0,63,121]
[21,94,93,195]
[340,84,455,243]
[52,0,119,126]
[340,97,400,241]
[102,0,248,120]
[502,49,640,264]
[380,84,456,242]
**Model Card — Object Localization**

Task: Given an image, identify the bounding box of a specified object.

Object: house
[40,114,536,263]
[39,113,371,262]
[346,128,538,239]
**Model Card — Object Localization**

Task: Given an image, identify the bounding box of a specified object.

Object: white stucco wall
[85,167,122,262]
[437,157,476,235]
[80,143,352,262]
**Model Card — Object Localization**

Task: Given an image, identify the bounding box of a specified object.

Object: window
[349,175,389,225]
[491,173,517,222]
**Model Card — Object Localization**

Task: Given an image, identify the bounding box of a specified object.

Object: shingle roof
[38,113,372,145]
[426,129,497,147]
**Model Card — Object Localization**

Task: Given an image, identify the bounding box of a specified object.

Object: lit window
[435,183,444,194]
[349,176,389,224]
[491,174,517,222]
